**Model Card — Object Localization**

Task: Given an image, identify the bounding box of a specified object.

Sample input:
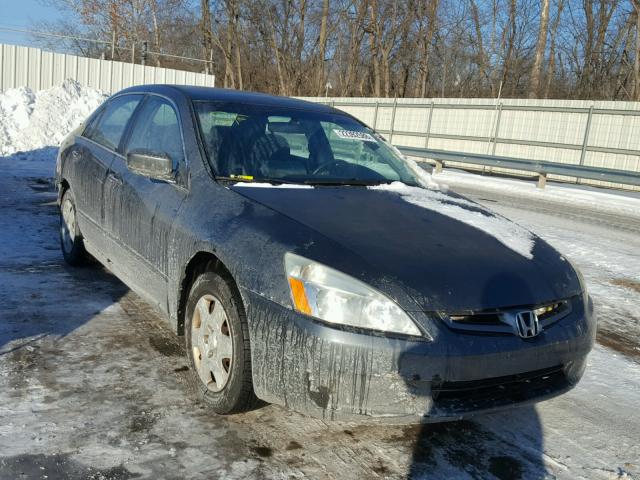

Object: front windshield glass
[194,101,420,186]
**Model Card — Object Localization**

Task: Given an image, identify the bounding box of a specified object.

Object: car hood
[231,183,582,312]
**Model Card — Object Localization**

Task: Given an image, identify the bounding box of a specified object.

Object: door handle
[107,172,123,185]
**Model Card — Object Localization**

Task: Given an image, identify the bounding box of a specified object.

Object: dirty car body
[56,85,596,422]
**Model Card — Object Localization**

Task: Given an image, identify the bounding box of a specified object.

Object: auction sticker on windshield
[333,129,377,142]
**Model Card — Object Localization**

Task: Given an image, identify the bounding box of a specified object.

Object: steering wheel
[311,159,350,176]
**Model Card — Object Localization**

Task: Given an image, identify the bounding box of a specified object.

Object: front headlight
[284,253,422,336]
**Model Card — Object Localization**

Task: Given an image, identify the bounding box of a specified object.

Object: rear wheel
[185,271,257,414]
[60,189,88,266]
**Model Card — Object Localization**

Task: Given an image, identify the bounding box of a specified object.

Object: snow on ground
[0,153,638,479]
[0,83,639,478]
[435,169,640,221]
[0,80,106,157]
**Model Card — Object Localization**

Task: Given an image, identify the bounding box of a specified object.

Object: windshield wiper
[303,179,392,186]
[217,176,402,187]
[216,176,303,185]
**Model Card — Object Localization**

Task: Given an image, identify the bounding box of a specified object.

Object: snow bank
[372,181,536,258]
[0,80,106,157]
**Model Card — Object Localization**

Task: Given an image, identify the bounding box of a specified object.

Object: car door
[104,95,188,312]
[73,94,143,252]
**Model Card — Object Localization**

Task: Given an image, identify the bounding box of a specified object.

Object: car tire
[185,271,257,414]
[59,189,88,266]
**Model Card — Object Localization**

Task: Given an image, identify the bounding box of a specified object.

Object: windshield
[194,101,420,186]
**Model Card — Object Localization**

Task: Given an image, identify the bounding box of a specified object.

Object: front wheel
[185,271,257,414]
[59,189,88,266]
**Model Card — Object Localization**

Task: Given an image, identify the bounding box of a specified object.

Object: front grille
[431,365,568,414]
[442,298,573,336]
[449,313,502,325]
[538,301,569,321]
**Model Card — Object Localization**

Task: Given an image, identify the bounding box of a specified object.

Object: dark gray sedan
[55,85,595,422]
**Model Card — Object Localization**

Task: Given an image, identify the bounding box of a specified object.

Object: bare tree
[469,0,491,94]
[530,0,551,97]
[341,1,368,96]
[544,0,565,98]
[229,0,243,90]
[500,0,518,96]
[200,0,213,73]
[315,0,331,95]
[34,0,640,100]
[634,0,640,100]
[414,0,439,97]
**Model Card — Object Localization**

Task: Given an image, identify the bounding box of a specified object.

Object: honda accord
[55,85,595,422]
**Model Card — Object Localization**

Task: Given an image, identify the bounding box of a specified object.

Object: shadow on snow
[0,148,548,479]
[0,147,128,354]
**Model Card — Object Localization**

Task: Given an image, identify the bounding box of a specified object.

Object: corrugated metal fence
[0,43,215,94]
[301,96,640,190]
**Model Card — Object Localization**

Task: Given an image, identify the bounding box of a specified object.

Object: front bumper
[244,290,595,423]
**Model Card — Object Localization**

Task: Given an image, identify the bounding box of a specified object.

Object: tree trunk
[378,0,399,97]
[544,0,564,98]
[634,1,640,101]
[316,0,330,95]
[415,0,439,97]
[501,0,517,96]
[225,26,235,88]
[268,9,287,95]
[294,0,306,95]
[581,0,595,96]
[342,1,367,96]
[529,0,550,98]
[230,0,243,90]
[580,0,615,98]
[470,0,490,94]
[272,30,287,95]
[382,49,391,97]
[200,0,213,73]
[369,0,382,97]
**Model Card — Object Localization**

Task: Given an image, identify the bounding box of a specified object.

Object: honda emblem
[514,311,541,338]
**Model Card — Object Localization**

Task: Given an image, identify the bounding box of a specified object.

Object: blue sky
[0,0,63,46]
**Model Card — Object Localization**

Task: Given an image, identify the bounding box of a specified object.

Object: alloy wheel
[191,294,233,392]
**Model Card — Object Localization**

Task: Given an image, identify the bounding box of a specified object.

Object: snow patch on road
[435,169,640,220]
[0,80,106,156]
[372,181,536,258]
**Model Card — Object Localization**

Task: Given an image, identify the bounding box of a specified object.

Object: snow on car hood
[232,183,581,311]
[371,182,535,259]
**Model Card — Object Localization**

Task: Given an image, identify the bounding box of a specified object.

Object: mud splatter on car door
[104,95,188,313]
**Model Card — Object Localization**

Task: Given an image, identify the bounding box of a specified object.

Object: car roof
[118,84,340,115]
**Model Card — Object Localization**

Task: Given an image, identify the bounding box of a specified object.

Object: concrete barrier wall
[0,43,215,95]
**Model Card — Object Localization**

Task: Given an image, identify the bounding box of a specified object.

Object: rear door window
[124,96,185,168]
[85,95,142,151]
[82,108,104,138]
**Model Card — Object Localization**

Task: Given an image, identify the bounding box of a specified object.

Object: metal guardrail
[398,146,640,188]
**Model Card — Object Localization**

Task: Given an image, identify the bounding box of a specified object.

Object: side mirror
[126,150,174,181]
